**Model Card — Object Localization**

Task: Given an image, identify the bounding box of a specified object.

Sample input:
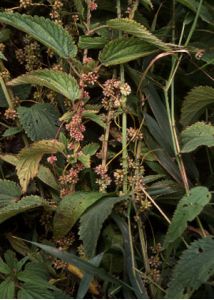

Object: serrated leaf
[166,237,214,298]
[99,37,156,66]
[180,86,214,126]
[0,195,46,224]
[164,186,211,248]
[16,140,65,192]
[82,143,100,156]
[17,103,59,141]
[107,18,171,51]
[79,196,126,257]
[74,0,85,18]
[0,12,77,58]
[53,192,105,238]
[2,127,22,137]
[0,278,15,299]
[83,111,106,128]
[181,122,214,153]
[9,69,81,102]
[0,84,31,108]
[79,36,108,49]
[37,165,59,191]
[0,180,21,206]
[77,153,91,168]
[0,258,11,275]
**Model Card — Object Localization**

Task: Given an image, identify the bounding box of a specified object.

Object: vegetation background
[0,0,213,298]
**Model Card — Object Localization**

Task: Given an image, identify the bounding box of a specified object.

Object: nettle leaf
[0,12,77,58]
[9,69,81,102]
[107,18,171,51]
[181,122,214,153]
[0,180,21,207]
[17,103,59,141]
[77,153,91,168]
[79,36,108,49]
[99,37,156,66]
[164,186,211,248]
[0,195,46,224]
[166,237,214,298]
[16,140,65,193]
[0,278,15,299]
[37,165,59,191]
[79,196,126,257]
[180,86,214,126]
[53,192,105,238]
[83,111,106,128]
[82,143,100,156]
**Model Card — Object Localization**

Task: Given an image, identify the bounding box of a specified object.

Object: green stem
[0,76,14,109]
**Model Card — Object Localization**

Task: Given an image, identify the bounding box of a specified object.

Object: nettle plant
[0,0,213,298]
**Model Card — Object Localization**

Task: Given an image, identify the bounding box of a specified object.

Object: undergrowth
[0,0,213,298]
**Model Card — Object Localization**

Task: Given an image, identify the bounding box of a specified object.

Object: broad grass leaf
[164,186,211,248]
[53,192,105,238]
[165,237,214,298]
[0,180,21,206]
[99,37,156,66]
[181,122,214,153]
[79,196,126,257]
[0,195,46,224]
[0,278,15,299]
[177,0,214,25]
[3,127,22,137]
[9,69,81,102]
[107,18,171,51]
[27,241,131,290]
[16,140,65,192]
[17,103,59,141]
[180,86,214,126]
[0,12,77,58]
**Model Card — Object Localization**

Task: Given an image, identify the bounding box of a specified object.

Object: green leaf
[9,69,81,102]
[166,237,214,298]
[0,258,11,275]
[0,12,77,58]
[0,51,6,60]
[74,0,85,18]
[99,37,156,66]
[107,18,171,51]
[37,165,59,191]
[16,140,65,192]
[0,278,15,299]
[53,192,105,238]
[2,127,22,137]
[0,195,46,224]
[17,283,55,299]
[0,180,21,206]
[181,122,214,153]
[79,36,108,49]
[77,153,91,168]
[82,143,100,156]
[140,0,153,9]
[164,186,211,248]
[83,111,106,128]
[17,103,59,141]
[180,86,214,126]
[79,196,126,257]
[0,28,11,42]
[177,0,214,25]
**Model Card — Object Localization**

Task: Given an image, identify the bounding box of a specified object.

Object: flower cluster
[4,108,17,120]
[59,163,84,186]
[66,114,86,142]
[80,71,98,87]
[19,0,32,8]
[50,0,63,25]
[88,1,98,11]
[95,164,111,192]
[127,127,143,142]
[47,155,57,165]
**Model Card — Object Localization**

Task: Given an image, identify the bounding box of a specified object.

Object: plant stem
[0,76,14,109]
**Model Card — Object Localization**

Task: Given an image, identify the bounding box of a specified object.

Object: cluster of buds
[52,259,67,270]
[15,39,41,71]
[50,0,63,25]
[0,69,10,82]
[66,114,85,142]
[88,1,98,11]
[47,155,57,165]
[114,169,124,187]
[55,232,75,250]
[19,0,32,8]
[80,71,98,87]
[102,79,131,110]
[83,56,94,64]
[95,164,111,192]
[59,163,83,186]
[148,255,161,268]
[127,127,143,142]
[4,108,17,120]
